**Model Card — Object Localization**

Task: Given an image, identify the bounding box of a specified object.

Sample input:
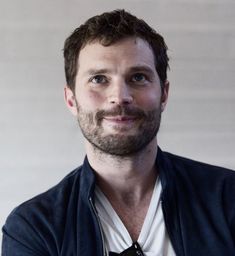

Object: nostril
[109,96,133,105]
[123,97,133,104]
[108,84,133,105]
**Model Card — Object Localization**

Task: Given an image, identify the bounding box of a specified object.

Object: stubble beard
[76,104,162,156]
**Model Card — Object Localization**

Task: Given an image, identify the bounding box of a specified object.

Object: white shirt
[94,177,176,256]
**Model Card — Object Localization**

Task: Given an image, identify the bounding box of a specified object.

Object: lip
[102,115,139,131]
[103,115,137,122]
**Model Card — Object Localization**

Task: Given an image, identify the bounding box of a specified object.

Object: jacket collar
[80,156,97,201]
[80,147,168,200]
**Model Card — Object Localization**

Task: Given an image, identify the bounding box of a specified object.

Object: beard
[76,103,161,156]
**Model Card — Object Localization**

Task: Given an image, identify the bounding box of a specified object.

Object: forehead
[77,37,156,73]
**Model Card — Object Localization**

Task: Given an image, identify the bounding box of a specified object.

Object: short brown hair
[63,9,169,91]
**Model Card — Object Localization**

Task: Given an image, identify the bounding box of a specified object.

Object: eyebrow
[85,68,111,76]
[85,65,155,76]
[128,65,155,75]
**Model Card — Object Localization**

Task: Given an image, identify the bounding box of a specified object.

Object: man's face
[65,37,169,156]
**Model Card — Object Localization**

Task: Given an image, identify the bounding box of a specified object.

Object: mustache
[95,105,147,121]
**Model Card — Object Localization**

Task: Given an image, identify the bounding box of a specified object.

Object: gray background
[1,0,235,248]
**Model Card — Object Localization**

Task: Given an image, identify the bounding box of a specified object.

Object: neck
[85,139,158,205]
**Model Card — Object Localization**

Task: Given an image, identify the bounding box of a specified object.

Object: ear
[64,86,78,116]
[161,80,169,112]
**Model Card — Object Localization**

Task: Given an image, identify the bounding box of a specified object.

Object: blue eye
[131,73,147,82]
[90,75,107,84]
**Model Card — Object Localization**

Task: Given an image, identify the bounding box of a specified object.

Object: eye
[131,73,147,83]
[90,75,108,84]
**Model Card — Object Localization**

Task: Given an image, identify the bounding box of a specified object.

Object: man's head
[64,10,169,156]
[63,9,169,93]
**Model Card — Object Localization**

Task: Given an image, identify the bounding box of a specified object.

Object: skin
[64,37,169,241]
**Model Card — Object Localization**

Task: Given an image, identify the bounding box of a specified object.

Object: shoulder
[13,166,82,217]
[162,150,235,181]
[2,166,83,254]
[159,150,235,204]
[158,150,235,246]
[165,151,235,226]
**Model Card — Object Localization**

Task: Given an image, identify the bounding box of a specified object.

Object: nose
[108,80,133,105]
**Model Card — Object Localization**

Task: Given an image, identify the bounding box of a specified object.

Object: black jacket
[2,148,235,255]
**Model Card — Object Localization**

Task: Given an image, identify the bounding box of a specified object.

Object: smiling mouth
[102,116,140,132]
[103,115,137,122]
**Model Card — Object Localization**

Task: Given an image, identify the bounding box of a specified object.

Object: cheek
[136,90,162,110]
[77,91,105,110]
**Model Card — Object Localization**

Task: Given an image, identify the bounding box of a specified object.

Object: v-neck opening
[95,177,160,245]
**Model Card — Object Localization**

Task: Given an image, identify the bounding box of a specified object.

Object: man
[2,9,235,256]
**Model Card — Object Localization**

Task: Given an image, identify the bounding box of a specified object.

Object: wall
[1,0,235,250]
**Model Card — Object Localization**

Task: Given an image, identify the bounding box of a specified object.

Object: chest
[112,201,149,242]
